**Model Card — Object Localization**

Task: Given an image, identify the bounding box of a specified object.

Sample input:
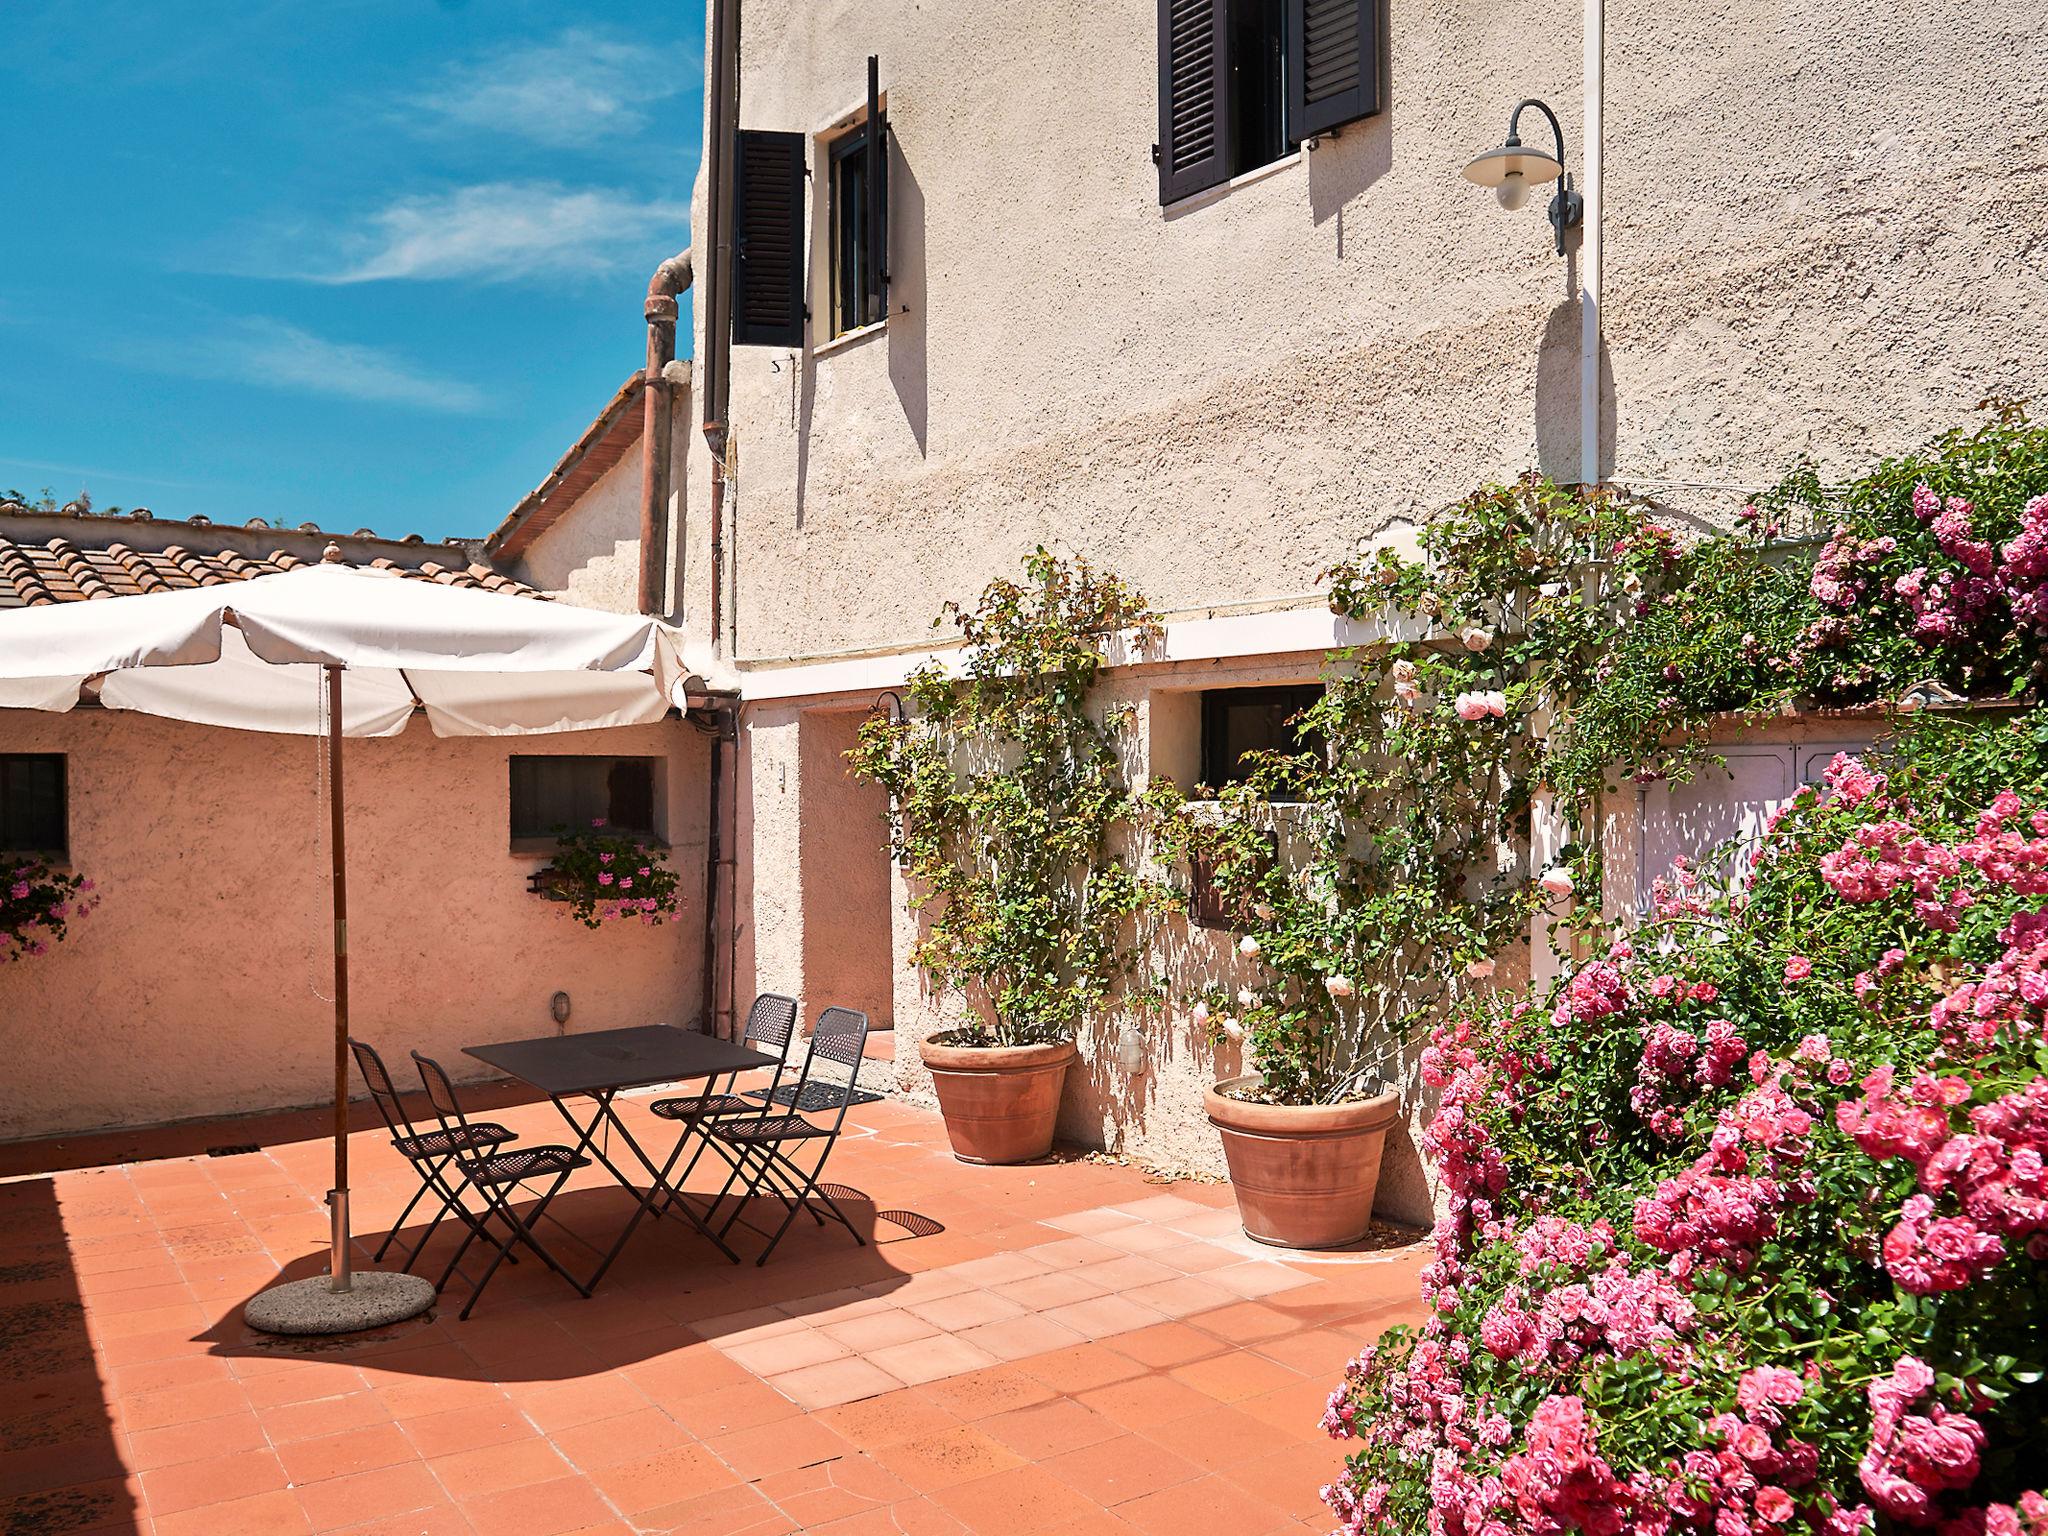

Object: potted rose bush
[850,550,1176,1163]
[1322,713,2048,1535]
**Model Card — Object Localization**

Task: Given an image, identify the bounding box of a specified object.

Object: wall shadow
[1306,43,1395,234]
[199,1179,940,1382]
[0,1176,143,1534]
[1533,289,1617,483]
[887,133,929,456]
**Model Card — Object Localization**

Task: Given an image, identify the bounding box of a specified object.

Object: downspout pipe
[639,249,693,616]
[1580,0,1604,488]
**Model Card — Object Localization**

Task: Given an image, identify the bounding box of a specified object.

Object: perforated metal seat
[394,1122,516,1161]
[650,1091,755,1122]
[458,1145,590,1187]
[718,1113,829,1144]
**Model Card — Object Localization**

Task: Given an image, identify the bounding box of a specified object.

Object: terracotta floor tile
[1121,1275,1238,1319]
[1038,1434,1201,1507]
[869,1425,1025,1493]
[1076,1374,1217,1432]
[635,1480,794,1534]
[294,1461,447,1533]
[816,1388,965,1450]
[126,1408,269,1470]
[1218,1438,1356,1523]
[1185,1299,1298,1343]
[991,1269,1110,1311]
[1233,1377,1341,1440]
[1020,1237,1122,1270]
[509,1374,652,1433]
[721,1326,851,1377]
[141,1446,290,1517]
[1016,1344,1146,1396]
[1104,1321,1230,1370]
[903,1289,1026,1333]
[116,1378,249,1433]
[278,1421,419,1485]
[458,1474,616,1536]
[320,1502,475,1536]
[767,1354,906,1410]
[1249,1325,1362,1377]
[1041,1209,1142,1238]
[865,1333,1000,1387]
[706,1413,854,1481]
[1114,1472,1296,1536]
[582,1441,731,1516]
[426,1435,573,1500]
[1109,1195,1214,1224]
[1039,1294,1164,1342]
[755,1452,916,1527]
[262,1390,397,1444]
[929,1462,1101,1535]
[156,1486,314,1536]
[1168,1349,1306,1404]
[548,1406,693,1471]
[944,1252,1055,1287]
[661,1378,803,1439]
[1092,1224,1185,1255]
[817,1307,940,1352]
[980,1397,1121,1460]
[809,1496,972,1535]
[1150,1240,1245,1274]
[1135,1401,1278,1466]
[398,1401,535,1459]
[1200,1261,1312,1299]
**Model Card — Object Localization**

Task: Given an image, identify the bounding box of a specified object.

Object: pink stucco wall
[0,708,708,1141]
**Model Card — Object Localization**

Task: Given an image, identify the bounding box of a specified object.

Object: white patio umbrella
[0,553,697,1331]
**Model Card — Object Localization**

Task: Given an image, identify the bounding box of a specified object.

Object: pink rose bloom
[1756,1488,1795,1524]
[1540,866,1575,898]
[597,873,613,886]
[1454,692,1489,722]
[1784,955,1813,983]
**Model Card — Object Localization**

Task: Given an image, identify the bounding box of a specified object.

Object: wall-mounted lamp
[550,990,572,1027]
[869,691,912,871]
[1462,98,1583,256]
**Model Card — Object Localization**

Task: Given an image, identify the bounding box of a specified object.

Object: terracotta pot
[1205,1078,1402,1249]
[918,1033,1076,1164]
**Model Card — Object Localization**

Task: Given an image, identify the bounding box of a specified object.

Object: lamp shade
[1461,142,1565,190]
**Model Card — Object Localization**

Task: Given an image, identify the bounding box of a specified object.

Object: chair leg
[375,1170,434,1262]
[459,1171,588,1320]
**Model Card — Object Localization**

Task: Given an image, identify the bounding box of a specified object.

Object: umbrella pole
[327,664,352,1292]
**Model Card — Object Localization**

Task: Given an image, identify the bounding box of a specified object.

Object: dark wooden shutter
[865,56,888,325]
[1156,0,1230,204]
[1287,0,1382,139]
[732,129,805,348]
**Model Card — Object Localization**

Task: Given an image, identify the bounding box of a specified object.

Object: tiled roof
[486,372,647,561]
[0,503,542,609]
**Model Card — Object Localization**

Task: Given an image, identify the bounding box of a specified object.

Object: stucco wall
[672,0,2047,1218]
[0,709,708,1141]
[690,0,2048,664]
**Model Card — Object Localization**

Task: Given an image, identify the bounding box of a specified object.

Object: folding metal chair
[705,1006,873,1266]
[410,1052,594,1320]
[647,993,799,1199]
[348,1038,516,1273]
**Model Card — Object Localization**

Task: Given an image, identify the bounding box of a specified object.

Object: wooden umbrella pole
[327,664,352,1292]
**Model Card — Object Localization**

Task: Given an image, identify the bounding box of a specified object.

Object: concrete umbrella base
[244,1271,437,1336]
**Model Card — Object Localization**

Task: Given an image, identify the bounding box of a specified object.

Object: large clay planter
[919,1034,1076,1164]
[1205,1078,1402,1249]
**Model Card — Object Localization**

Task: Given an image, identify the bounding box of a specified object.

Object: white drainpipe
[1581,0,1604,486]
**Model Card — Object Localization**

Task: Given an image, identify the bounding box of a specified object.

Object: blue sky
[2,1,704,540]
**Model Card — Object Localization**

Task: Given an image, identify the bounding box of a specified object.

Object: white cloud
[306,181,688,284]
[411,28,686,148]
[172,318,485,412]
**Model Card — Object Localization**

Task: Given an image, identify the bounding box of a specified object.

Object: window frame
[1198,684,1325,800]
[507,755,665,853]
[826,115,888,338]
[0,753,68,858]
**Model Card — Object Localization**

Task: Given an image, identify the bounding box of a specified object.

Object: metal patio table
[465,1024,778,1286]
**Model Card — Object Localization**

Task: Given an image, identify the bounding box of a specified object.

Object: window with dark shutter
[732,129,806,348]
[1200,685,1325,800]
[1287,0,1382,140]
[0,754,66,854]
[1156,0,1231,203]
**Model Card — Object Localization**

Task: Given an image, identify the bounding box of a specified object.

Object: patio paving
[0,1076,1428,1536]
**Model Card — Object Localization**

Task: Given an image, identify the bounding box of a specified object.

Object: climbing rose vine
[1322,715,2048,1536]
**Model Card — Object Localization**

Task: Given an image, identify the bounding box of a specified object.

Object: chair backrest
[744,993,799,1054]
[350,1038,420,1143]
[409,1051,470,1138]
[798,1007,871,1132]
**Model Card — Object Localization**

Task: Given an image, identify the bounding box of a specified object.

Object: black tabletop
[465,1024,778,1097]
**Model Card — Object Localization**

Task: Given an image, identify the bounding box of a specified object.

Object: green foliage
[536,821,684,929]
[1,855,95,962]
[847,548,1178,1047]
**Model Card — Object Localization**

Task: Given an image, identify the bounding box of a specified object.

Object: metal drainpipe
[699,700,733,1037]
[639,250,692,616]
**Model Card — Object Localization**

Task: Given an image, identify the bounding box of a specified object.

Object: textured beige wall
[690,0,2048,663]
[679,0,2048,1216]
[0,709,708,1141]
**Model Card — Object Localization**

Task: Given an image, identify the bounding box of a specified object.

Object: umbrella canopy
[0,560,691,733]
[0,557,701,1316]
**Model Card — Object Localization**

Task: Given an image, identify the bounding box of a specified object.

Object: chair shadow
[0,1177,145,1535]
[196,1180,947,1379]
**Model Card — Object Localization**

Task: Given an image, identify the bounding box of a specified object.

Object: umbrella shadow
[197,1180,947,1381]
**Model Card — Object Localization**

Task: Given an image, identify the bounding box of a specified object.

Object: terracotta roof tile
[0,507,544,610]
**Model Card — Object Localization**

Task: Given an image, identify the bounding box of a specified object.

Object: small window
[510,756,659,845]
[1227,0,1292,176]
[829,116,888,337]
[1200,685,1324,797]
[0,754,67,855]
